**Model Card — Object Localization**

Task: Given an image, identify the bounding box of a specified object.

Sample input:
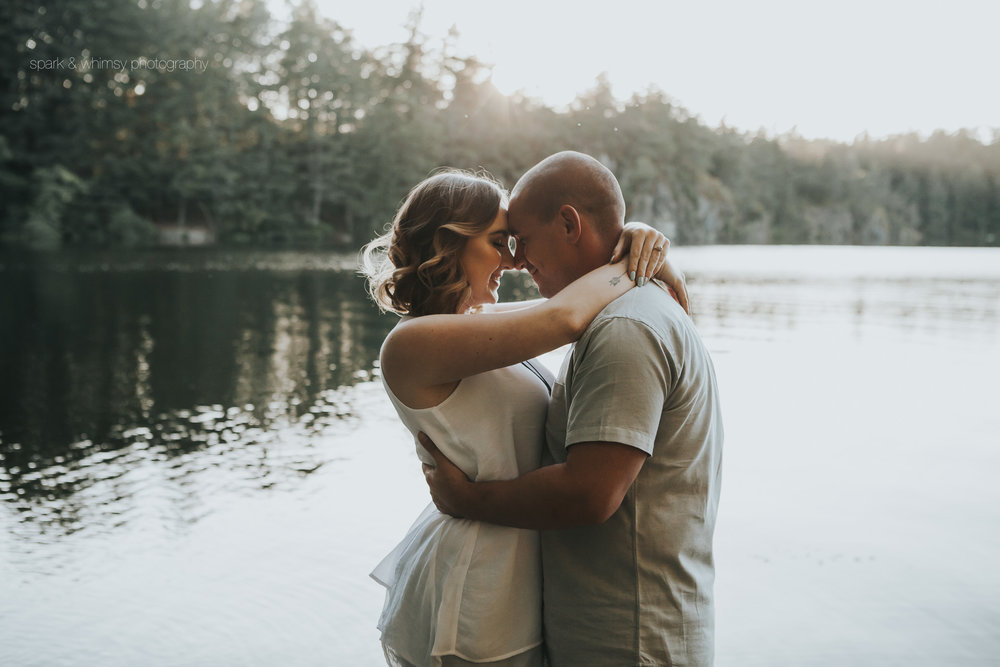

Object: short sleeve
[564,316,671,455]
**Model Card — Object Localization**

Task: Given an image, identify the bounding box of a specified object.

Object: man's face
[507,197,573,298]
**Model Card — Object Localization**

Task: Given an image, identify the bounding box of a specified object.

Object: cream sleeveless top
[371,347,553,664]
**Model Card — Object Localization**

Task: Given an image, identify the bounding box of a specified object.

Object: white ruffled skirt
[371,503,543,667]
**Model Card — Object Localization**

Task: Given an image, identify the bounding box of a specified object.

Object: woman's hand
[610,222,690,314]
[655,257,691,315]
[611,222,669,285]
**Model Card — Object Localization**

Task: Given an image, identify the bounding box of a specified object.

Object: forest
[2,0,999,249]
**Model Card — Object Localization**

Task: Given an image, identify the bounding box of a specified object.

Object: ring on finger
[652,246,664,252]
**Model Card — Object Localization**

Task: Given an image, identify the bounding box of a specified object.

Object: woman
[361,169,687,667]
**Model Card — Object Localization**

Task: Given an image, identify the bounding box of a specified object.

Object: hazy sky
[311,0,998,142]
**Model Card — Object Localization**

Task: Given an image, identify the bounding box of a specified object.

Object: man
[420,151,724,666]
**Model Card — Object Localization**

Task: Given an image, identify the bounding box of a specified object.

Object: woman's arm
[483,298,545,313]
[611,222,690,314]
[381,261,634,391]
[487,223,670,313]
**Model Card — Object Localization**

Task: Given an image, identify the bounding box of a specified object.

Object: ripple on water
[3,246,998,666]
[0,381,380,578]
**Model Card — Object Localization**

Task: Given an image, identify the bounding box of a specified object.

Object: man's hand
[418,432,474,518]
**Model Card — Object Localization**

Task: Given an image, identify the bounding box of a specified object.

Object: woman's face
[458,207,516,312]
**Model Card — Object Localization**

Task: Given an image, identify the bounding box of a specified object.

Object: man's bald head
[510,151,625,241]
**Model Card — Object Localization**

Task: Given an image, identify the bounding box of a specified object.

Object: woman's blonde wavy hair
[360,169,509,316]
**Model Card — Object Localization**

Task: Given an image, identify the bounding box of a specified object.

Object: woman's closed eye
[491,234,514,254]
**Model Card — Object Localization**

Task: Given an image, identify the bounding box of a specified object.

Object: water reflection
[0,253,396,545]
[1,246,999,666]
[688,276,1000,346]
[2,248,998,546]
[678,244,1000,346]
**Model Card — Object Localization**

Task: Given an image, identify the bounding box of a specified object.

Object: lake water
[1,245,998,666]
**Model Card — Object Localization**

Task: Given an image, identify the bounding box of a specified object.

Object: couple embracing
[362,151,724,667]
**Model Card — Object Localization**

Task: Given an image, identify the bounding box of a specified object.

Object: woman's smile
[458,207,515,311]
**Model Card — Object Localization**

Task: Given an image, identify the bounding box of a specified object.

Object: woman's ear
[558,204,583,244]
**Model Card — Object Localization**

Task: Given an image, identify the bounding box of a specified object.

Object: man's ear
[558,204,583,245]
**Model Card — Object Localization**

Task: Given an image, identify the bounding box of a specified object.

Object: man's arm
[422,314,670,529]
[420,434,647,529]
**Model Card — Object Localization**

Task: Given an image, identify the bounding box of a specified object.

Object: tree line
[2,0,998,249]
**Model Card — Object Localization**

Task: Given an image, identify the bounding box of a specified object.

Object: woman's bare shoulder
[380,318,459,409]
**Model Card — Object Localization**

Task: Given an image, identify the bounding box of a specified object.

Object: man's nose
[500,242,517,270]
[512,241,526,270]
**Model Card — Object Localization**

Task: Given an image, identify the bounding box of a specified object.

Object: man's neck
[575,230,619,277]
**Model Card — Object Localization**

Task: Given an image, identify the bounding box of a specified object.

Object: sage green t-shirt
[541,284,724,666]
